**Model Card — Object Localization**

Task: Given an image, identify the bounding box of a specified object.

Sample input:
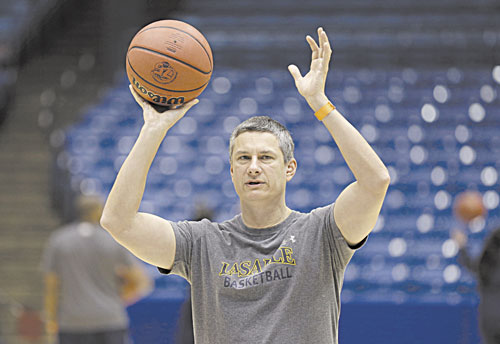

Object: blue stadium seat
[62,66,500,304]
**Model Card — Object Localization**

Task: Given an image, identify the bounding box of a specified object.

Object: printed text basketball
[126,20,213,107]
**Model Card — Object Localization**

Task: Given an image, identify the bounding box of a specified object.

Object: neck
[240,200,292,229]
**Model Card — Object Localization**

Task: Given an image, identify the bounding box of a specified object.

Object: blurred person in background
[42,194,153,344]
[452,226,500,344]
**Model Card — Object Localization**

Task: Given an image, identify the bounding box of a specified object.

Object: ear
[285,159,297,182]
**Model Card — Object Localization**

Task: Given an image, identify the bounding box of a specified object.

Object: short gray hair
[229,116,295,163]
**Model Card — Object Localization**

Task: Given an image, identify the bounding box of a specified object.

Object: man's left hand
[288,27,332,112]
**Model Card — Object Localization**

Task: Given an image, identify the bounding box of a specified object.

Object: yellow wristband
[314,102,335,121]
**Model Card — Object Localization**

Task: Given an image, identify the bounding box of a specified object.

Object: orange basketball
[126,20,213,107]
[453,190,486,223]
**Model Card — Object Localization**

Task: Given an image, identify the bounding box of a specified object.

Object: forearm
[101,124,167,231]
[311,96,390,192]
[44,274,59,334]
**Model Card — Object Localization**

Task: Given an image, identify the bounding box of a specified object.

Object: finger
[168,99,199,126]
[129,85,147,109]
[170,98,199,117]
[320,30,332,72]
[306,35,319,60]
[320,32,331,57]
[129,85,159,118]
[288,64,303,82]
[318,27,326,48]
[321,42,332,73]
[180,98,199,113]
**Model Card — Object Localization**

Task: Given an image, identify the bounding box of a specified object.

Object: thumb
[171,98,199,122]
[180,98,199,114]
[164,98,200,130]
[288,65,303,83]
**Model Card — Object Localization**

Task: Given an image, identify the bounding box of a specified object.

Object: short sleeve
[157,219,213,281]
[315,203,367,269]
[156,220,195,280]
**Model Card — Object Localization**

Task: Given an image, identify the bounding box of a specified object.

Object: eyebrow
[234,150,276,155]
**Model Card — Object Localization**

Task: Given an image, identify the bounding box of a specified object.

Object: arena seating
[62,65,500,304]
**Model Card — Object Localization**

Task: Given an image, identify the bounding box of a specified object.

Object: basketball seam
[135,25,213,70]
[127,57,209,93]
[129,46,211,75]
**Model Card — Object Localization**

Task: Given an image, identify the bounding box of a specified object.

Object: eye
[238,155,250,160]
[261,155,273,160]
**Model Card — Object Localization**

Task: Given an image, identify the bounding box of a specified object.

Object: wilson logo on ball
[132,76,185,105]
[151,62,177,84]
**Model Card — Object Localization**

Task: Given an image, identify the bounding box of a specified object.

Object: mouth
[245,181,265,187]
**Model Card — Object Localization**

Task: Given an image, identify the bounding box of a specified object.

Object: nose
[247,156,262,175]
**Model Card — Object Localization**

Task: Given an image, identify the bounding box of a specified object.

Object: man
[452,227,500,344]
[42,194,152,344]
[101,28,389,343]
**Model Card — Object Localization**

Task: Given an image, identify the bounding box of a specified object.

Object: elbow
[100,212,114,233]
[100,210,124,235]
[99,213,111,231]
[379,169,391,189]
[368,168,391,194]
[100,201,136,237]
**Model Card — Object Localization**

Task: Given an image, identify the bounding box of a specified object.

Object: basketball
[453,190,486,223]
[126,20,213,108]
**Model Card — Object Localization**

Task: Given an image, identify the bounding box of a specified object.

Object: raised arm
[100,87,198,269]
[451,228,479,275]
[289,28,390,246]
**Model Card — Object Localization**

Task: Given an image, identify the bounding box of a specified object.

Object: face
[230,131,296,203]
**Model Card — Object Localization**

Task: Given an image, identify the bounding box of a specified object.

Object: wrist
[307,95,330,112]
[141,123,169,139]
[314,102,336,121]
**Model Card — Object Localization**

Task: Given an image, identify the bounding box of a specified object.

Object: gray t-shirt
[161,203,364,344]
[41,222,137,332]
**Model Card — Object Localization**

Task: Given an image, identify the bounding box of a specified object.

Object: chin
[243,192,281,204]
[243,194,267,202]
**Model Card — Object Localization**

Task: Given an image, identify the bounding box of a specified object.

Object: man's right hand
[129,85,199,132]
